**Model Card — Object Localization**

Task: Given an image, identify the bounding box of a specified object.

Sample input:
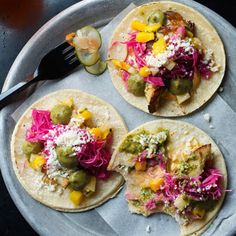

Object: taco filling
[22,100,115,206]
[110,123,226,230]
[109,9,220,113]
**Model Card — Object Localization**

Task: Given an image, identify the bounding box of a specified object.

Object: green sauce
[119,130,149,154]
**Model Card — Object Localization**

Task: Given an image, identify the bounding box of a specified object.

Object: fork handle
[0,79,36,110]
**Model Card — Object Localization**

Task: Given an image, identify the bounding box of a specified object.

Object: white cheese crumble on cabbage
[44,126,94,179]
[145,37,193,69]
[55,129,92,146]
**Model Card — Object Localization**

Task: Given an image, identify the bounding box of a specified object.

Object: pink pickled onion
[120,70,129,90]
[76,140,111,179]
[176,26,186,38]
[134,150,148,162]
[145,199,157,210]
[26,109,52,142]
[144,76,165,86]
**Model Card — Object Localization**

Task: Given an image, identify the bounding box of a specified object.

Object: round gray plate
[1,0,236,235]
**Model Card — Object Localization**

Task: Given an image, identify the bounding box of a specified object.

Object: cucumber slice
[76,26,102,51]
[76,48,100,66]
[85,60,107,75]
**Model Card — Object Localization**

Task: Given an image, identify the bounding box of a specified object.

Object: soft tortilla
[108,1,225,117]
[11,89,128,212]
[109,119,227,236]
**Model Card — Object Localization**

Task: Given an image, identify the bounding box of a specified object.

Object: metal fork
[0,41,79,109]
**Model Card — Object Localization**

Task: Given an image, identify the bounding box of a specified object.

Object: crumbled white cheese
[146,225,151,233]
[204,49,213,62]
[70,117,84,126]
[210,65,219,72]
[151,131,167,144]
[57,188,64,195]
[55,129,92,146]
[145,37,194,69]
[203,113,211,123]
[47,184,57,192]
[44,126,93,179]
[219,87,224,92]
[145,51,169,68]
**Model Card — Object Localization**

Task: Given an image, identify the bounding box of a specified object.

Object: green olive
[50,104,72,125]
[148,10,165,25]
[69,170,91,190]
[127,75,145,97]
[56,146,78,169]
[168,78,193,95]
[22,141,43,158]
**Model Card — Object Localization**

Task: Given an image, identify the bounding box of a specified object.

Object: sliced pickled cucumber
[76,48,100,66]
[85,60,107,75]
[76,26,102,51]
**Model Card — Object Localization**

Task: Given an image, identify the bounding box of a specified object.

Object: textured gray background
[0,0,236,235]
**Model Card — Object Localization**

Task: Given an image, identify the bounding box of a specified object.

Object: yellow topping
[90,127,102,139]
[131,20,146,31]
[80,109,92,120]
[144,23,161,32]
[149,177,164,192]
[70,190,84,205]
[132,20,161,32]
[139,66,151,77]
[100,126,112,140]
[152,38,167,55]
[65,32,76,46]
[136,32,154,43]
[90,126,111,140]
[29,155,46,171]
[111,59,130,71]
[192,207,205,219]
[135,161,147,171]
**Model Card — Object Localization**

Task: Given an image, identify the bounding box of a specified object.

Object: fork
[0,41,79,110]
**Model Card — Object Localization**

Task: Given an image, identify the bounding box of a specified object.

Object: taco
[109,119,227,235]
[108,1,225,116]
[11,89,127,212]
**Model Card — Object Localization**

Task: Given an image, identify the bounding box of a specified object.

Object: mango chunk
[139,66,151,77]
[100,126,112,140]
[132,20,161,32]
[149,177,164,192]
[131,20,146,31]
[144,23,161,32]
[152,38,167,55]
[70,190,84,205]
[90,127,102,139]
[80,109,92,120]
[30,154,46,171]
[135,161,147,171]
[136,32,154,43]
[112,59,130,71]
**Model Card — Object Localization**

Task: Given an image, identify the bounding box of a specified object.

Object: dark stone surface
[0,0,235,235]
